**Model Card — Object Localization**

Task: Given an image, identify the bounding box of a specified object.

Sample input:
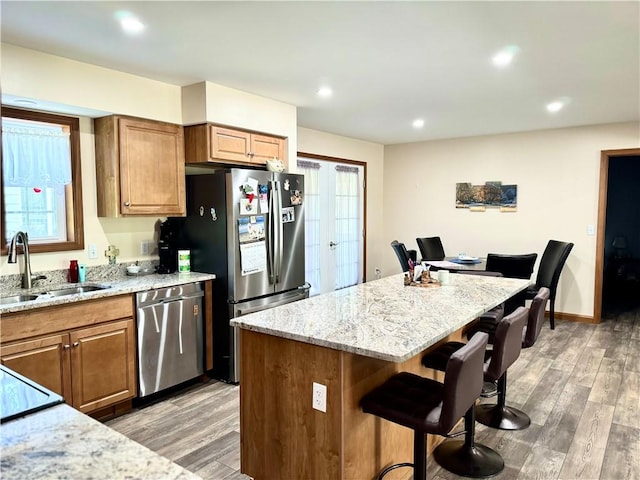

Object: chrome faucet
[8,231,46,289]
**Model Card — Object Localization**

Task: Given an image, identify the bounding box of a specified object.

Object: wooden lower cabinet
[1,334,72,400]
[0,296,137,415]
[70,319,136,412]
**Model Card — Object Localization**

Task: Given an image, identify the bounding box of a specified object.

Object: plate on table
[453,256,481,264]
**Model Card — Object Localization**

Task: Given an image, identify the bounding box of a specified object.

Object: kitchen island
[231,272,530,480]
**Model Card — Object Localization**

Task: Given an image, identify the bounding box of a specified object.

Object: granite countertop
[0,403,201,480]
[231,272,530,362]
[0,272,216,315]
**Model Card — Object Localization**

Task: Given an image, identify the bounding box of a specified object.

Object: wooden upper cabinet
[185,124,287,168]
[94,115,186,217]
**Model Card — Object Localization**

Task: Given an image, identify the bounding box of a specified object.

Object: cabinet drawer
[1,295,134,343]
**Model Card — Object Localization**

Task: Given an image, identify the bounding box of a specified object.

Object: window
[1,106,84,254]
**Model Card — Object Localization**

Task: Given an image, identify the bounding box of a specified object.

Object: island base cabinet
[239,329,460,480]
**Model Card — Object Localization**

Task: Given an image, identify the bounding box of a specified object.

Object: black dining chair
[485,253,538,315]
[416,237,445,261]
[524,240,574,329]
[390,240,417,273]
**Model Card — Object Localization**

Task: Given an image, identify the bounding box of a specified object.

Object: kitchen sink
[47,285,110,297]
[0,294,40,305]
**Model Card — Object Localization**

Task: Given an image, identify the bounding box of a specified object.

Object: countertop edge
[0,272,216,314]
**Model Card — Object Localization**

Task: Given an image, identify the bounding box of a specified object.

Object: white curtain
[335,166,361,289]
[297,159,322,296]
[2,119,71,188]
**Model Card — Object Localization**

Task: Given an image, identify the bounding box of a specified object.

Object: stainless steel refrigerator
[181,168,308,383]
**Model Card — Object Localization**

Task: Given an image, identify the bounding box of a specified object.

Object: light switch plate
[88,243,98,259]
[587,224,595,236]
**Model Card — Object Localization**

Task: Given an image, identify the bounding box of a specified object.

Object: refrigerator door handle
[274,180,284,283]
[267,180,276,283]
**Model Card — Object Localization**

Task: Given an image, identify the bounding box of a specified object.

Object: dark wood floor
[107,308,640,480]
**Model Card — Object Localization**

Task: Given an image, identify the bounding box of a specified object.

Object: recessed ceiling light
[317,87,333,98]
[546,102,564,113]
[492,45,520,68]
[546,97,571,113]
[114,11,145,34]
[412,119,425,128]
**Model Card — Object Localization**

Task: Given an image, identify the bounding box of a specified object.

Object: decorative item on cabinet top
[184,123,287,168]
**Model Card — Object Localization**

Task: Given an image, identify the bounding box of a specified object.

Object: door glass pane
[335,166,361,290]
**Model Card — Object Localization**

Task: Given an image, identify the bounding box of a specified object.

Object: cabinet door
[250,134,285,165]
[210,126,251,163]
[0,334,72,402]
[70,319,136,413]
[118,117,186,216]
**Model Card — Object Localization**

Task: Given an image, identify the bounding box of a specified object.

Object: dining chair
[525,240,574,329]
[416,236,445,261]
[390,240,417,273]
[485,253,538,315]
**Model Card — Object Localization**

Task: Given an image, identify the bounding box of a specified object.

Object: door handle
[329,241,339,248]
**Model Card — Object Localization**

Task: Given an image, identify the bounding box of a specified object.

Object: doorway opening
[297,153,366,296]
[595,148,640,321]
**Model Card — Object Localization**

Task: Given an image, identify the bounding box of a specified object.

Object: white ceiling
[1,1,639,145]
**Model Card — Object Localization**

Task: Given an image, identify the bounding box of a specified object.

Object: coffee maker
[157,218,181,274]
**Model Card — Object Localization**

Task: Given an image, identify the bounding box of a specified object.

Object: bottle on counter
[69,260,79,283]
[78,263,86,283]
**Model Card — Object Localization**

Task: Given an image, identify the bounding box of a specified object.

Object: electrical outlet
[375,268,382,279]
[312,382,327,412]
[88,243,98,259]
[141,240,150,255]
[587,224,595,236]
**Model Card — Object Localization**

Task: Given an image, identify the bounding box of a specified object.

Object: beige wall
[1,44,297,276]
[2,44,182,123]
[182,81,297,164]
[296,127,385,281]
[383,122,640,318]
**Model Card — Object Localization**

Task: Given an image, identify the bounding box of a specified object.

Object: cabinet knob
[124,201,131,207]
[63,344,70,349]
[72,342,79,348]
[248,152,254,157]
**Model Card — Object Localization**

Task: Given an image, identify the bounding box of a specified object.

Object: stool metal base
[476,403,531,431]
[433,440,504,478]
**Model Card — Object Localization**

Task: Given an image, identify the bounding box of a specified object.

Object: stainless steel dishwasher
[136,282,204,397]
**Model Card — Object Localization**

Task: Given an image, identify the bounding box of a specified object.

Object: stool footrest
[377,462,413,480]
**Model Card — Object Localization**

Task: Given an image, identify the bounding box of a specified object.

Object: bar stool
[361,332,504,480]
[423,307,529,431]
[475,306,529,430]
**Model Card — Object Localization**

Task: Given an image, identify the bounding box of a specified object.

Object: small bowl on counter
[126,265,141,275]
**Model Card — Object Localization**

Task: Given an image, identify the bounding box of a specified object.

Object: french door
[297,155,365,296]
